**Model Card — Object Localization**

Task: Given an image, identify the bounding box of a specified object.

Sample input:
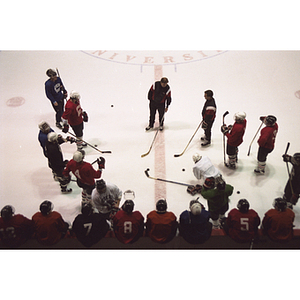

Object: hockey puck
[94,145,97,147]
[237,191,240,194]
[182,168,185,171]
[111,104,114,107]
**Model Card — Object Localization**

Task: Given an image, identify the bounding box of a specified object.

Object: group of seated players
[0,188,296,248]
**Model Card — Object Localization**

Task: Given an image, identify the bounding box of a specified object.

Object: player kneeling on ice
[91,179,122,221]
[112,190,145,244]
[261,197,295,242]
[179,199,212,244]
[45,132,75,193]
[254,115,278,175]
[63,150,105,206]
[72,202,110,248]
[62,91,88,150]
[192,153,224,186]
[282,152,300,209]
[221,199,261,243]
[221,112,247,169]
[146,199,178,243]
[201,177,233,229]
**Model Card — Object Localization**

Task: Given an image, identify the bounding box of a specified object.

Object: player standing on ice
[200,90,216,146]
[146,77,171,131]
[38,121,54,157]
[221,112,247,169]
[282,153,300,209]
[62,91,88,150]
[254,115,278,174]
[45,69,68,129]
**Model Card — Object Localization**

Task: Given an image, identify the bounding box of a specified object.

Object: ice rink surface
[1,50,300,229]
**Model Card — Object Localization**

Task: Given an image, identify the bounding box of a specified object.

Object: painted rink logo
[82,50,228,66]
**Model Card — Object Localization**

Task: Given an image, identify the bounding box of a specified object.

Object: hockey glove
[97,157,105,169]
[82,111,88,122]
[66,136,76,144]
[221,125,229,134]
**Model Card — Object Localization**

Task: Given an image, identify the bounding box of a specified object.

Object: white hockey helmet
[47,132,58,142]
[190,202,202,215]
[234,112,246,121]
[192,153,202,163]
[73,150,85,162]
[124,190,135,200]
[70,91,81,101]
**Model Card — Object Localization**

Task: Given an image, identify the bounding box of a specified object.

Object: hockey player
[179,199,212,244]
[63,150,105,205]
[91,179,122,220]
[192,154,223,185]
[45,68,68,129]
[146,77,171,131]
[45,132,75,193]
[72,202,110,248]
[62,91,88,150]
[201,90,216,146]
[0,205,34,248]
[254,115,278,174]
[262,197,295,242]
[146,199,177,243]
[38,121,54,157]
[221,112,247,169]
[112,190,145,244]
[201,177,233,229]
[222,199,260,243]
[32,200,70,246]
[282,152,300,209]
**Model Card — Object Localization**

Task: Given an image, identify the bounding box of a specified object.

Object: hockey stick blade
[223,111,229,118]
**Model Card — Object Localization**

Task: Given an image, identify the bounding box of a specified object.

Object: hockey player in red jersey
[32,200,69,246]
[262,197,295,242]
[201,90,216,146]
[222,199,260,243]
[63,150,105,205]
[221,112,247,169]
[0,205,34,248]
[146,199,177,243]
[62,91,88,150]
[112,190,145,244]
[254,115,278,174]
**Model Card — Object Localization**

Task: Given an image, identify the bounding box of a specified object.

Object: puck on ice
[182,168,185,171]
[237,191,240,194]
[111,104,114,107]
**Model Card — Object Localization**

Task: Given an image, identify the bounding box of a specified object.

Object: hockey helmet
[81,202,93,216]
[204,177,215,189]
[190,200,202,215]
[273,197,287,212]
[1,205,15,220]
[292,153,300,166]
[70,91,81,101]
[95,179,106,193]
[192,153,202,163]
[47,132,58,142]
[237,199,250,213]
[156,199,167,214]
[122,200,135,214]
[265,115,277,126]
[38,121,51,133]
[40,200,53,216]
[73,150,85,162]
[234,112,246,122]
[46,69,57,77]
[123,190,135,200]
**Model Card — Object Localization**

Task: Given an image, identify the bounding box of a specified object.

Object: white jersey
[91,182,122,214]
[193,156,221,180]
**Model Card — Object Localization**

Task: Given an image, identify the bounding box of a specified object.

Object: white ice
[1,50,300,230]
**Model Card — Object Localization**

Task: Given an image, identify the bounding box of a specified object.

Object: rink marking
[154,65,167,201]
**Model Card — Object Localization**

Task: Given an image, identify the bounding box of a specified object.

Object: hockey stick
[222,111,229,164]
[284,142,294,195]
[144,168,192,187]
[247,121,264,156]
[67,131,112,154]
[141,114,165,158]
[174,120,203,157]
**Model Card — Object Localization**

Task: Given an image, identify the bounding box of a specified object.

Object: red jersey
[112,210,144,244]
[227,208,260,242]
[262,208,295,242]
[146,211,177,243]
[63,159,101,186]
[258,123,278,149]
[226,119,246,147]
[62,99,83,126]
[32,211,68,245]
[0,214,34,247]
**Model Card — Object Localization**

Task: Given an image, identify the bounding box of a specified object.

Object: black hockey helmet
[122,200,134,214]
[237,199,250,213]
[46,68,57,78]
[273,197,287,212]
[40,200,53,215]
[265,115,277,126]
[204,177,215,189]
[96,179,106,193]
[1,205,15,220]
[81,202,93,216]
[292,153,300,166]
[156,199,167,214]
